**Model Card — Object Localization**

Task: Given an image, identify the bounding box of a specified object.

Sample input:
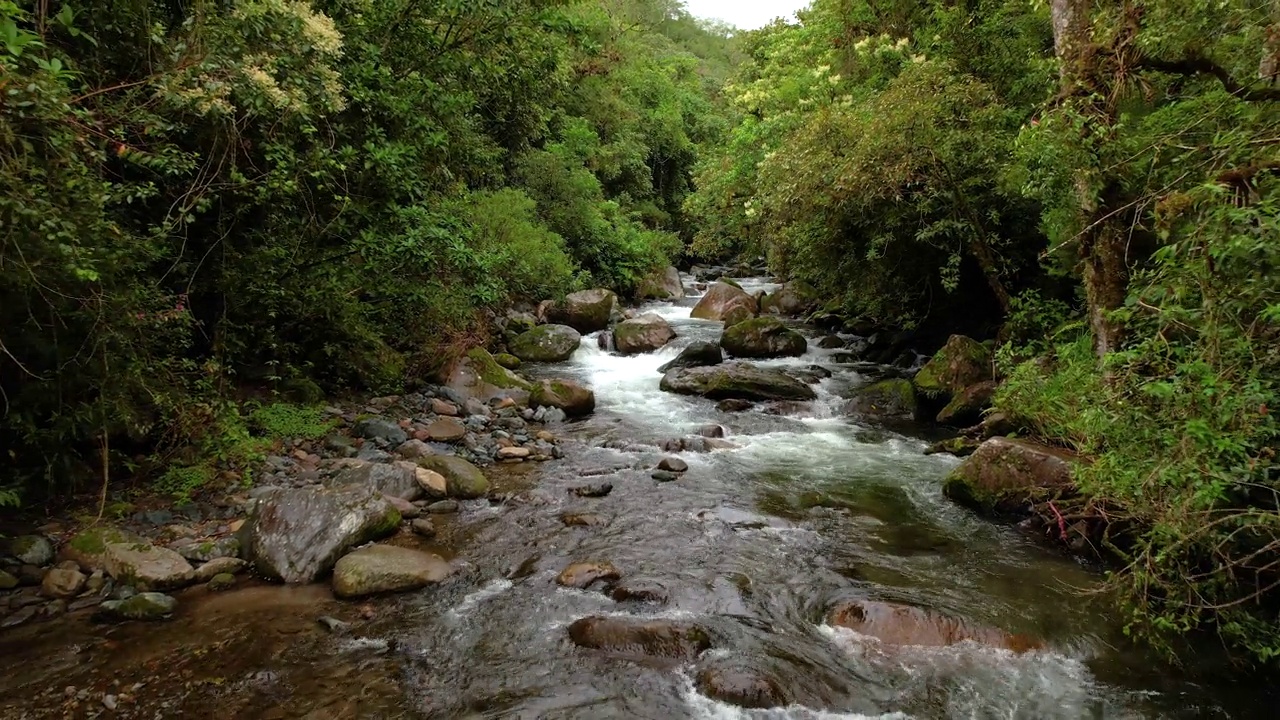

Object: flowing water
[0,276,1272,719]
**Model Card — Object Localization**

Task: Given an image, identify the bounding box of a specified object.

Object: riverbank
[0,273,1272,718]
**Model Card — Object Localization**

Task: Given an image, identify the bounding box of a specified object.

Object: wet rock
[661,363,816,402]
[96,592,177,622]
[58,526,146,572]
[696,424,726,438]
[651,470,679,482]
[384,494,419,519]
[424,417,467,442]
[637,266,685,300]
[658,457,689,473]
[846,378,918,422]
[696,665,787,709]
[353,418,408,446]
[498,446,531,460]
[759,280,817,317]
[530,379,596,417]
[415,455,489,499]
[924,436,982,458]
[656,341,723,373]
[102,542,194,591]
[913,334,993,399]
[194,557,247,582]
[610,579,669,604]
[330,460,422,501]
[317,615,350,633]
[494,353,522,370]
[721,304,754,329]
[239,485,401,583]
[560,513,608,527]
[716,399,754,412]
[720,317,807,359]
[41,565,86,599]
[817,335,846,349]
[414,467,449,498]
[613,314,677,354]
[936,380,998,426]
[570,483,613,498]
[4,535,54,567]
[0,569,18,590]
[439,348,533,405]
[16,564,43,586]
[410,518,437,537]
[546,289,621,333]
[556,561,621,589]
[942,437,1077,516]
[690,281,757,322]
[175,536,241,564]
[332,544,453,599]
[761,400,814,416]
[509,324,582,363]
[567,616,712,659]
[827,599,1039,652]
[207,573,237,591]
[426,500,460,514]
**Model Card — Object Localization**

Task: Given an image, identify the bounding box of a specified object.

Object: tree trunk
[1261,0,1280,84]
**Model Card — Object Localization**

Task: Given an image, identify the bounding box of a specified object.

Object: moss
[279,377,325,403]
[719,278,743,290]
[466,348,532,390]
[371,507,402,537]
[494,353,521,369]
[68,527,132,555]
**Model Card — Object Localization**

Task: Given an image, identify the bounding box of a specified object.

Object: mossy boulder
[96,592,178,622]
[509,324,581,363]
[942,437,1077,516]
[441,347,533,404]
[936,380,998,426]
[414,455,490,499]
[4,534,54,566]
[636,266,685,300]
[238,484,401,583]
[913,334,992,399]
[60,526,146,572]
[530,379,596,417]
[547,289,620,333]
[612,314,676,354]
[494,353,521,370]
[331,544,453,599]
[846,378,918,422]
[721,305,754,329]
[690,281,757,321]
[660,363,816,401]
[719,317,807,359]
[759,281,817,317]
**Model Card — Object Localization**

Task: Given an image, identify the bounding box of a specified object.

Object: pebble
[411,519,436,537]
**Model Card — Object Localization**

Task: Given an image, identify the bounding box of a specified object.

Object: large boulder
[690,281,757,321]
[440,348,533,405]
[719,317,807,359]
[613,314,676,354]
[846,378,918,422]
[414,455,490,499]
[509,325,582,363]
[696,664,787,709]
[656,341,723,373]
[102,542,195,591]
[936,380,998,426]
[913,335,992,398]
[942,437,1077,516]
[330,460,421,501]
[567,616,712,660]
[60,526,147,573]
[759,281,817,317]
[4,535,54,566]
[239,485,401,583]
[660,363,816,402]
[331,544,453,599]
[530,379,596,417]
[547,289,620,333]
[637,266,685,300]
[827,599,1039,652]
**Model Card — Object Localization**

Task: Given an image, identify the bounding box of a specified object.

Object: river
[0,275,1270,719]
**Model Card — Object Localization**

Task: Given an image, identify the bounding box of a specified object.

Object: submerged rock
[530,379,596,417]
[942,437,1077,516]
[567,616,712,660]
[610,579,669,604]
[546,289,620,333]
[509,324,582,363]
[690,281,757,321]
[696,665,787,709]
[96,592,177,622]
[660,363,816,402]
[560,513,609,527]
[613,314,676,354]
[556,561,621,589]
[331,544,453,599]
[827,599,1039,652]
[656,341,723,373]
[719,317,807,359]
[569,483,613,498]
[239,485,401,583]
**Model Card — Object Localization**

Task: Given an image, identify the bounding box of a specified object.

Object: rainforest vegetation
[2,0,1277,664]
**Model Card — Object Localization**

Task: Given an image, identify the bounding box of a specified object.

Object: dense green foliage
[689,0,1280,663]
[0,0,734,496]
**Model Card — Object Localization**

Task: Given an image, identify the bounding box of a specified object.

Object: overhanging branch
[1141,55,1280,102]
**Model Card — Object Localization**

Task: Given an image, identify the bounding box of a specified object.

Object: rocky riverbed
[0,271,1272,718]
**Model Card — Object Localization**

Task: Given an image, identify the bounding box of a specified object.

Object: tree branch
[1141,55,1280,102]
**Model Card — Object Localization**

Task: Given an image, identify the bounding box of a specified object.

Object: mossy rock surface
[61,527,146,572]
[913,335,992,398]
[660,363,816,401]
[942,437,1077,516]
[720,317,807,359]
[494,353,521,369]
[415,455,490,499]
[846,378,918,422]
[530,379,596,417]
[441,348,533,404]
[509,324,582,362]
[331,544,453,599]
[936,380,998,426]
